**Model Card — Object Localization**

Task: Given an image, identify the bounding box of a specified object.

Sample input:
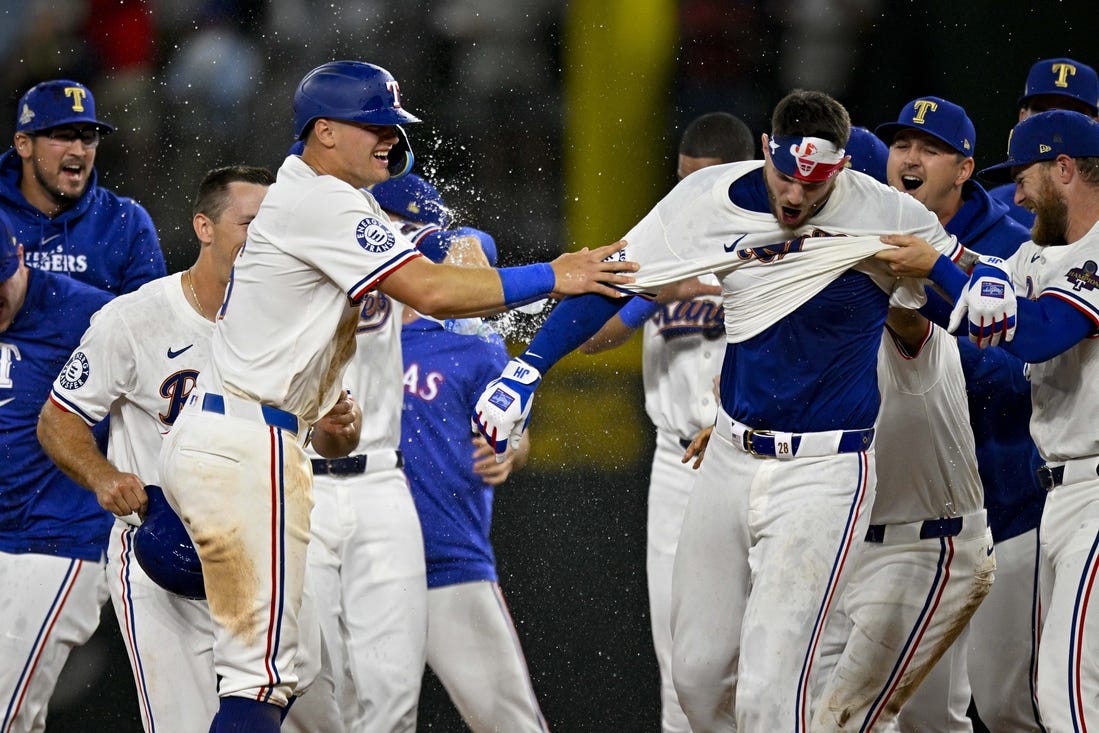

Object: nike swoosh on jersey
[1030,253,1041,263]
[0,397,12,408]
[723,234,749,253]
[167,344,194,359]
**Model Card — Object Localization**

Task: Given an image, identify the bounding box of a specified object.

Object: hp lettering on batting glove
[948,255,1017,348]
[474,357,542,462]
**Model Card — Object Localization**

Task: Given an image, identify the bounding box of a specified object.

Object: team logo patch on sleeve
[355,216,397,253]
[58,351,91,390]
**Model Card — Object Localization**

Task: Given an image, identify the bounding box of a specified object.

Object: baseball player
[873,96,1040,731]
[400,239,549,732]
[474,89,986,731]
[812,306,994,731]
[579,111,752,733]
[154,59,635,732]
[1,79,165,295]
[988,57,1099,230]
[0,208,114,733]
[875,109,1099,732]
[37,166,346,732]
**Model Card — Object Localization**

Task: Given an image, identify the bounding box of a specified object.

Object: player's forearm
[520,293,627,374]
[580,296,658,354]
[389,262,552,319]
[37,400,115,491]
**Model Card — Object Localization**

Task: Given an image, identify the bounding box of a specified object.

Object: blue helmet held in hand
[132,486,206,600]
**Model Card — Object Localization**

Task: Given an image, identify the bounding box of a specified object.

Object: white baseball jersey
[1008,224,1099,462]
[205,155,421,425]
[50,273,210,525]
[641,279,724,438]
[872,323,984,524]
[618,162,961,341]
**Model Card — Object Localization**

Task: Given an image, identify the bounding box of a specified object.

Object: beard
[32,158,87,208]
[1030,175,1069,247]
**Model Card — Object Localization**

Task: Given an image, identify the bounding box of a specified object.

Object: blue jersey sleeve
[521,293,627,373]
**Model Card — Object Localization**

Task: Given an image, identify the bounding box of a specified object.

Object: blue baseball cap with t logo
[875,96,976,158]
[1018,58,1098,115]
[978,110,1099,183]
[16,80,114,134]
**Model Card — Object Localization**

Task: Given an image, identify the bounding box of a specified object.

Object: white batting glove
[474,358,542,463]
[948,255,1017,348]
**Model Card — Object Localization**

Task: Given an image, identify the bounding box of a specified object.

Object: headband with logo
[768,135,847,182]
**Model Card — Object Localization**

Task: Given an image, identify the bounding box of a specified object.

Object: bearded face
[1029,168,1069,246]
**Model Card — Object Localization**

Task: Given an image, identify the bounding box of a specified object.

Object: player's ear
[956,156,975,187]
[761,133,771,161]
[192,213,214,245]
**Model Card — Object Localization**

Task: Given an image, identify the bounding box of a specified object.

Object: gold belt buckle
[743,428,774,457]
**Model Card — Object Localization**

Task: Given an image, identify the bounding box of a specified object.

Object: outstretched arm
[380,240,638,319]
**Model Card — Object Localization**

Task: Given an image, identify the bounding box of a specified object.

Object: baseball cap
[0,209,19,282]
[1018,57,1099,115]
[16,80,114,134]
[875,96,975,157]
[369,174,452,228]
[978,110,1099,183]
[845,126,889,184]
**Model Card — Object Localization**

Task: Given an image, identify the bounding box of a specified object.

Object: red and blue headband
[768,135,847,182]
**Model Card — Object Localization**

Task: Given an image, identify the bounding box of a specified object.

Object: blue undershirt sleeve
[618,296,661,329]
[520,293,628,374]
[924,254,1095,362]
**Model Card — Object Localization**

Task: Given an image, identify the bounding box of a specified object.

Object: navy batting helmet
[293,61,420,178]
[132,486,206,600]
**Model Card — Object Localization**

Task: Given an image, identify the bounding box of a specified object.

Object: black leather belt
[311,451,404,476]
[865,516,963,543]
[1036,465,1065,490]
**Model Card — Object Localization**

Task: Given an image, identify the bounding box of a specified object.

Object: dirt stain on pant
[194,525,260,644]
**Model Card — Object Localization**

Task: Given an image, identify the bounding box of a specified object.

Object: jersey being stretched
[618,163,962,433]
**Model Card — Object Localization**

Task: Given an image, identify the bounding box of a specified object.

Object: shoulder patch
[58,352,91,390]
[1066,260,1099,293]
[355,216,396,254]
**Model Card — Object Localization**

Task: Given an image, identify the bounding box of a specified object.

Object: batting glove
[948,255,1017,348]
[474,358,542,462]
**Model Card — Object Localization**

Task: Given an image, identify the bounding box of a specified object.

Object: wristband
[498,263,555,307]
[618,297,661,329]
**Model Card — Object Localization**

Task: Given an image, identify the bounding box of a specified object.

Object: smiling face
[320,119,400,190]
[13,126,99,215]
[1013,161,1068,246]
[886,129,973,222]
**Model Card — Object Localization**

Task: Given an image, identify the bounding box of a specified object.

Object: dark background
[1,0,1088,730]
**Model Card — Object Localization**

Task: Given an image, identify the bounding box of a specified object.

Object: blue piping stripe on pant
[118,527,157,732]
[1067,530,1099,731]
[862,535,955,731]
[796,451,872,732]
[2,559,82,732]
